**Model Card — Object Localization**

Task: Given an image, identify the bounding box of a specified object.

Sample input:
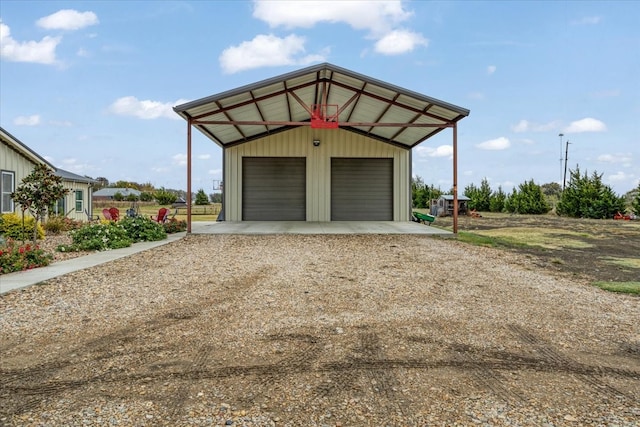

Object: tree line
[413,166,640,219]
[92,177,221,205]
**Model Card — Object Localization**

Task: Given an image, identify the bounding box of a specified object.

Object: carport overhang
[173,62,469,233]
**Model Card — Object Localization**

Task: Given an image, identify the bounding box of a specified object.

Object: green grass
[456,231,529,249]
[592,281,640,295]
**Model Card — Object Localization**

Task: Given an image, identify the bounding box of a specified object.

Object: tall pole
[563,140,571,191]
[187,118,192,233]
[453,123,458,234]
[558,133,564,185]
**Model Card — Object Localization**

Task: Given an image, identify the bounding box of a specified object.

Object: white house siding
[224,126,410,222]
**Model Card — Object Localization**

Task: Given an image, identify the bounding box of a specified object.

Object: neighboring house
[93,187,141,201]
[174,63,470,223]
[0,126,95,222]
[431,195,471,217]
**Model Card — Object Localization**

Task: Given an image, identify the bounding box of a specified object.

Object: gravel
[1,234,639,426]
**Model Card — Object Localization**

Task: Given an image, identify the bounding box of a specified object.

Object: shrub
[0,239,53,274]
[59,222,132,252]
[43,215,82,235]
[154,187,178,205]
[0,213,45,241]
[557,167,625,219]
[163,218,187,234]
[119,216,167,242]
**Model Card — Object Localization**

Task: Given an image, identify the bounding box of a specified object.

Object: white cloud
[511,119,561,133]
[197,154,211,160]
[36,10,99,31]
[607,171,633,183]
[415,145,453,158]
[468,92,484,100]
[487,65,496,75]
[476,137,510,150]
[571,16,601,26]
[13,114,41,126]
[219,34,326,74]
[374,29,428,55]
[0,21,60,64]
[564,117,606,133]
[597,153,632,165]
[251,0,423,57]
[252,0,412,34]
[172,154,187,166]
[108,96,189,120]
[208,168,222,176]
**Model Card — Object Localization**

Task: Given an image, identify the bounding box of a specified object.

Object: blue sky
[1,1,638,195]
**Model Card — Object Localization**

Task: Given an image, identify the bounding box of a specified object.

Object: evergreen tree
[195,188,209,205]
[489,186,506,212]
[557,166,625,218]
[503,180,550,214]
[464,178,492,211]
[632,183,640,215]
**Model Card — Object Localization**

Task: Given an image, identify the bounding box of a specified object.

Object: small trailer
[413,211,436,225]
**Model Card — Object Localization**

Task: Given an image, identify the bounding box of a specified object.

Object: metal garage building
[174,63,469,231]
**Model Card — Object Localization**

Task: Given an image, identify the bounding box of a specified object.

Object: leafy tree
[10,164,70,243]
[556,166,625,219]
[631,183,640,215]
[210,193,222,203]
[464,178,491,211]
[113,192,124,201]
[154,187,178,205]
[489,186,506,212]
[541,182,562,197]
[195,189,209,205]
[139,191,154,202]
[504,179,550,214]
[411,176,442,209]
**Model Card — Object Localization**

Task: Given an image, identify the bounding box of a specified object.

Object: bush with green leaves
[489,186,506,212]
[504,179,550,214]
[0,239,53,274]
[557,167,625,219]
[43,215,83,235]
[163,218,187,234]
[0,213,45,241]
[59,222,132,252]
[195,189,209,205]
[464,178,492,211]
[154,187,178,205]
[119,216,167,242]
[631,182,640,215]
[411,176,442,208]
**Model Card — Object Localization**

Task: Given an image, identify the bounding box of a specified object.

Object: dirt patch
[433,213,640,284]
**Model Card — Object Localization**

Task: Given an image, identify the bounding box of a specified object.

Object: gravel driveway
[1,234,639,426]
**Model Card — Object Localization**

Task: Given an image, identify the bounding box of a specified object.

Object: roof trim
[0,126,55,168]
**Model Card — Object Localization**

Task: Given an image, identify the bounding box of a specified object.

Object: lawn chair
[108,207,120,221]
[102,208,113,220]
[151,207,169,223]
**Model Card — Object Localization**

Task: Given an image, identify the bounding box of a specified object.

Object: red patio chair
[108,207,120,221]
[151,207,169,223]
[102,208,112,220]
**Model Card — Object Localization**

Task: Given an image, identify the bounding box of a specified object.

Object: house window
[75,190,83,212]
[52,197,65,216]
[1,170,15,213]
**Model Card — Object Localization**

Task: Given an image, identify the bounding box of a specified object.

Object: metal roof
[55,168,96,184]
[174,63,469,149]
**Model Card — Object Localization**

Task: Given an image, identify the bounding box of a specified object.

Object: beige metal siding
[225,127,410,221]
[61,181,93,221]
[1,140,39,214]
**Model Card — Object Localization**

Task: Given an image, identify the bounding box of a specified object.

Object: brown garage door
[242,157,306,221]
[331,158,393,221]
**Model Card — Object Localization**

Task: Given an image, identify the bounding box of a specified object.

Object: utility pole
[558,133,564,185]
[563,140,571,191]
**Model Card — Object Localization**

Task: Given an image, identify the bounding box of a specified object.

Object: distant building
[93,188,141,201]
